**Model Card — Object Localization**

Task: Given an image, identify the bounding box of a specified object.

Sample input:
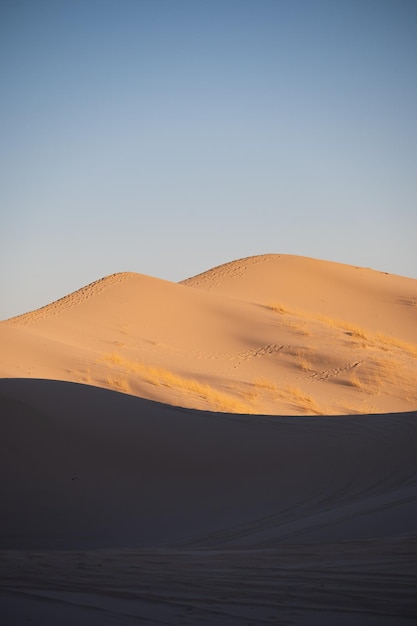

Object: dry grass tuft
[314,316,369,340]
[242,387,260,402]
[103,352,125,366]
[374,333,417,357]
[106,375,131,394]
[282,346,305,357]
[282,386,323,414]
[78,368,92,384]
[343,356,417,398]
[251,377,323,414]
[284,321,312,336]
[298,357,312,372]
[348,372,366,391]
[370,357,417,401]
[253,378,277,391]
[268,303,293,314]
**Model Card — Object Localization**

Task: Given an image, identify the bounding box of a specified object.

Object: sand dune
[1,255,417,623]
[1,254,416,415]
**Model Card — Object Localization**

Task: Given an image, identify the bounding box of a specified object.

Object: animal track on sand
[308,361,362,382]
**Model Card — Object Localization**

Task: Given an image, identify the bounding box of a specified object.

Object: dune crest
[182,254,417,339]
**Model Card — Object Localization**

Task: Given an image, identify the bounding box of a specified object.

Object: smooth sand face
[1,254,416,415]
[1,255,417,624]
[1,379,417,624]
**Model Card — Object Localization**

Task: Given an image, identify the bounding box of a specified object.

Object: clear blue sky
[1,0,416,319]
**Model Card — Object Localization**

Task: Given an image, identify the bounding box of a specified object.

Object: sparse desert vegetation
[101,354,328,414]
[269,302,417,357]
[374,333,417,357]
[281,385,323,414]
[347,371,368,392]
[333,355,417,402]
[253,378,277,391]
[101,352,254,413]
[298,356,313,371]
[251,377,323,414]
[284,320,312,336]
[106,374,131,394]
[268,303,294,315]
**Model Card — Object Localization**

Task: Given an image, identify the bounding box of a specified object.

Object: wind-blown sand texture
[1,255,417,624]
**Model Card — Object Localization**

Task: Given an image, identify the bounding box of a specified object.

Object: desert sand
[1,254,417,624]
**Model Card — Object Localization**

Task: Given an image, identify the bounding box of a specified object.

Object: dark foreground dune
[1,378,417,624]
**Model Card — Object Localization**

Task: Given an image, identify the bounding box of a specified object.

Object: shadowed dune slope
[1,378,417,550]
[1,381,417,624]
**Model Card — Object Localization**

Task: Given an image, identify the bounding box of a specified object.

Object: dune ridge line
[4,272,137,326]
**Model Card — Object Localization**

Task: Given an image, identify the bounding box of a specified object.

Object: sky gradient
[1,0,416,319]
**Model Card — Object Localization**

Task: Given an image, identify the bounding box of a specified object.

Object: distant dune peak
[180,253,391,289]
[180,253,275,287]
[4,271,137,326]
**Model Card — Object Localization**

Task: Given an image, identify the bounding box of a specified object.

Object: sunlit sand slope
[1,254,416,414]
[182,254,417,341]
[0,378,416,624]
